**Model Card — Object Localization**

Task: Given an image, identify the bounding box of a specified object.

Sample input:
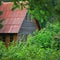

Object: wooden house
[0,2,40,47]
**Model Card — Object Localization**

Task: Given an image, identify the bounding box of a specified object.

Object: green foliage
[0,11,3,15]
[0,24,3,28]
[0,0,60,60]
[28,0,60,27]
[1,0,60,27]
[0,22,60,60]
[27,29,55,48]
[46,22,60,33]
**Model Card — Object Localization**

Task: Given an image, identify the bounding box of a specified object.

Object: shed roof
[0,2,27,33]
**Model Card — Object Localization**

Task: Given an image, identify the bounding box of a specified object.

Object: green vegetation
[0,22,60,60]
[28,0,60,28]
[0,0,60,60]
[0,0,60,28]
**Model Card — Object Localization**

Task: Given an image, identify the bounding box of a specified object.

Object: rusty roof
[0,2,27,33]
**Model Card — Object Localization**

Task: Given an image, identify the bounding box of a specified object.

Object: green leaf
[0,24,3,29]
[41,18,44,23]
[0,11,3,15]
[40,10,45,15]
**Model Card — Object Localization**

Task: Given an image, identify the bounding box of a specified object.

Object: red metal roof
[0,2,27,33]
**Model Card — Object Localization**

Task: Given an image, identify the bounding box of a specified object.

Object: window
[2,36,5,42]
[10,35,13,42]
[0,36,2,41]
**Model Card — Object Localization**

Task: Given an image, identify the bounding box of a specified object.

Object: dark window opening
[2,36,5,42]
[0,36,2,41]
[10,35,13,42]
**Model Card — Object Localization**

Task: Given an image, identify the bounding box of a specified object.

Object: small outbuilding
[0,2,40,47]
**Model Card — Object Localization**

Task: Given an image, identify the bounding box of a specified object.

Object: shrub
[0,22,60,60]
[46,22,60,33]
[27,29,56,49]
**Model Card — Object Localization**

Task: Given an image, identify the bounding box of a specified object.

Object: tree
[0,0,60,28]
[11,0,60,27]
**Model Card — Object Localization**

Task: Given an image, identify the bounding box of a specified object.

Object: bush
[0,22,60,60]
[27,29,56,49]
[46,22,60,33]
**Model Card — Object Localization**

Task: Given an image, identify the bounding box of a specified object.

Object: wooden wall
[18,13,41,41]
[0,34,18,47]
